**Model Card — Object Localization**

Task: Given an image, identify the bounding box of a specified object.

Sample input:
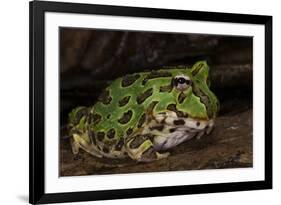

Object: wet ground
[60,108,252,176]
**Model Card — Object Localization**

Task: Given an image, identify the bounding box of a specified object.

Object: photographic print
[30,1,272,203]
[59,28,253,176]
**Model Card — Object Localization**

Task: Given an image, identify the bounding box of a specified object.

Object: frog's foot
[70,136,80,155]
[143,149,170,162]
[126,134,170,162]
[196,121,215,139]
[71,133,103,158]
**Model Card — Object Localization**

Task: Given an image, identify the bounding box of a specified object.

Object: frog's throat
[146,112,215,151]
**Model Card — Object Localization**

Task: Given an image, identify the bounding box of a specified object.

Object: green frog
[67,61,219,162]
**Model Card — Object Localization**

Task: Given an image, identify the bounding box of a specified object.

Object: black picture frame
[29,0,272,204]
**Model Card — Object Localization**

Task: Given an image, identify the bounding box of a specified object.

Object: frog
[67,61,219,162]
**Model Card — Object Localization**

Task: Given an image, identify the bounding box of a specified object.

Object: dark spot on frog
[107,128,115,139]
[146,101,159,122]
[178,92,186,104]
[86,112,101,124]
[129,134,154,149]
[191,63,204,76]
[102,146,109,153]
[142,70,172,85]
[92,113,102,124]
[126,127,133,136]
[118,110,133,124]
[192,85,211,115]
[106,114,111,119]
[74,107,88,124]
[98,90,112,105]
[86,113,92,124]
[167,104,188,118]
[167,104,177,112]
[206,75,211,86]
[201,98,212,117]
[115,138,124,151]
[137,113,146,128]
[196,122,200,126]
[149,125,164,131]
[160,117,167,124]
[169,128,176,133]
[88,130,96,145]
[136,88,153,104]
[173,119,185,125]
[105,138,117,146]
[118,96,131,107]
[159,84,172,93]
[121,74,140,87]
[97,132,105,141]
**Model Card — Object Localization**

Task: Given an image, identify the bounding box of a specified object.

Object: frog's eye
[173,75,192,91]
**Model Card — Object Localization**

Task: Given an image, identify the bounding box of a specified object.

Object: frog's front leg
[71,132,103,158]
[125,134,170,162]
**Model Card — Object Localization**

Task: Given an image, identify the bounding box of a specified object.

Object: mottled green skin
[68,61,219,162]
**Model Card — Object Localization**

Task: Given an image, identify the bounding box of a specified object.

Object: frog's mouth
[148,111,215,151]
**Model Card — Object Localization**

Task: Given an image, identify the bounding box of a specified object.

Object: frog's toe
[125,136,170,162]
[71,133,103,158]
[70,136,80,155]
[139,148,170,162]
[138,147,157,162]
[156,152,170,159]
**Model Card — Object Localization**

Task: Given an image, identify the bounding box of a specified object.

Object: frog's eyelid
[174,75,191,80]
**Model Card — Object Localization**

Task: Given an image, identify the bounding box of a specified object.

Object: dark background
[59,28,253,176]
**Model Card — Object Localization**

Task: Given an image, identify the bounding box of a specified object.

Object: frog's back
[91,69,176,141]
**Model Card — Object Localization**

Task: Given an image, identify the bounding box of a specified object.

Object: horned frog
[67,61,219,162]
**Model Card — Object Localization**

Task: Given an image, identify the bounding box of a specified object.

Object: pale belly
[144,113,215,151]
[153,128,197,150]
